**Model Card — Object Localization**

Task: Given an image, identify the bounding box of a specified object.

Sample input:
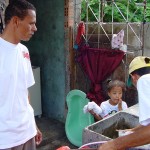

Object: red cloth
[77,46,125,105]
[75,21,85,45]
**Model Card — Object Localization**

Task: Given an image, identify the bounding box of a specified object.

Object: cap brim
[127,75,132,87]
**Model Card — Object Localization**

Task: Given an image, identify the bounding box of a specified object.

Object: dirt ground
[36,116,78,150]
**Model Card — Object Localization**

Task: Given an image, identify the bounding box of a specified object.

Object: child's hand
[89,109,103,121]
[89,109,95,115]
[118,99,122,110]
[118,99,122,104]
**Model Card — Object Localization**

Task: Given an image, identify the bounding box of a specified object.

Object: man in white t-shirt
[98,56,150,150]
[0,0,42,149]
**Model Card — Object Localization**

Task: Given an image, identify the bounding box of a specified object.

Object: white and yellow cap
[127,56,150,86]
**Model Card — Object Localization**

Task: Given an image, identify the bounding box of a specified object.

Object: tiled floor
[35,116,78,150]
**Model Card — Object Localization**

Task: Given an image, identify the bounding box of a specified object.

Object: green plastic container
[65,90,95,147]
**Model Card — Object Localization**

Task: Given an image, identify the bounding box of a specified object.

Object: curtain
[76,45,125,105]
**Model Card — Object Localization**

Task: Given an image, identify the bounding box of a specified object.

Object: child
[83,80,128,121]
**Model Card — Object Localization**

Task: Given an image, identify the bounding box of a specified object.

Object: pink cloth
[56,146,70,150]
[111,30,124,49]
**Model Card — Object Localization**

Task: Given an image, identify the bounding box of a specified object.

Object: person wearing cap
[98,56,150,150]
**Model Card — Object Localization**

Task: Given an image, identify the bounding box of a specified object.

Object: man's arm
[98,124,150,150]
[28,91,42,145]
[28,91,30,102]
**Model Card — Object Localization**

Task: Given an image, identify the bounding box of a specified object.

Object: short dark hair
[131,67,150,76]
[5,0,36,25]
[107,80,126,92]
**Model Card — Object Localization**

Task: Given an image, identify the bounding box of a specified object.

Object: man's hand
[35,127,42,145]
[98,140,118,150]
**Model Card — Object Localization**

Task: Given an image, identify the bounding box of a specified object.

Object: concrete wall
[25,0,65,121]
[144,23,150,56]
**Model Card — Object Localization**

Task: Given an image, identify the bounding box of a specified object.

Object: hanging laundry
[76,45,125,105]
[120,44,127,52]
[111,30,124,49]
[74,21,85,50]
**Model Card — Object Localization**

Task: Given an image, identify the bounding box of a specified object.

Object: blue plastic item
[65,90,95,147]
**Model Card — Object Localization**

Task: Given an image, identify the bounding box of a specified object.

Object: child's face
[108,86,123,105]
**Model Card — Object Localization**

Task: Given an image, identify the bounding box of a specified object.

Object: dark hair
[131,67,150,77]
[5,0,36,25]
[107,80,126,92]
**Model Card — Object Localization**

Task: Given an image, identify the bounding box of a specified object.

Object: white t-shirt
[0,37,36,149]
[137,74,150,126]
[100,100,128,118]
